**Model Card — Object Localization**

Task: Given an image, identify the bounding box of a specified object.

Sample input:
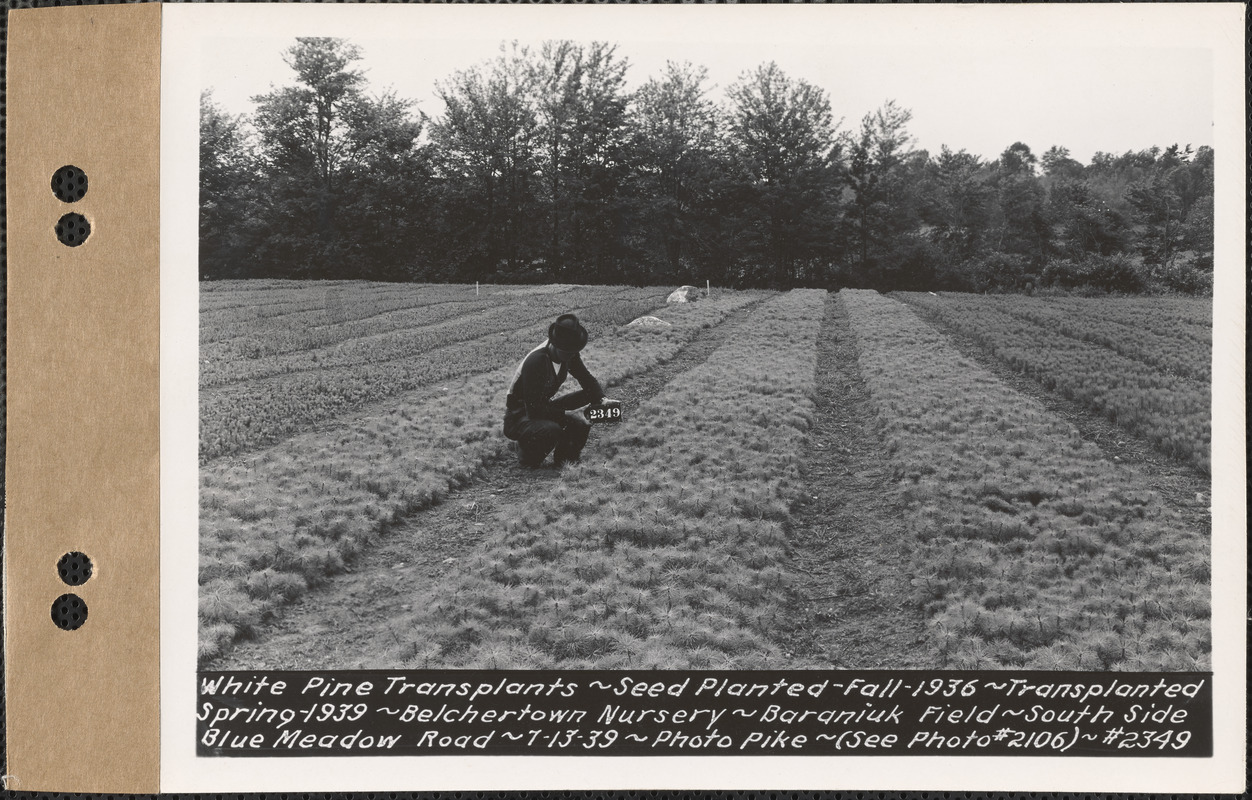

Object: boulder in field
[666,285,701,303]
[626,315,672,328]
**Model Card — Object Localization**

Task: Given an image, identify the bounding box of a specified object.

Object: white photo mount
[3,2,1245,793]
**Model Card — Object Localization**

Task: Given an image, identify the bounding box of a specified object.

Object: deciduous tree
[990,142,1050,266]
[530,41,631,279]
[843,100,919,286]
[627,61,723,282]
[431,43,541,279]
[200,90,261,279]
[725,62,841,287]
[250,38,429,279]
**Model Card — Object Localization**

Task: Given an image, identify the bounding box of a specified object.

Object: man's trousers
[512,411,591,467]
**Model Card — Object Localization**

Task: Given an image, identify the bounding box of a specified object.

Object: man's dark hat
[548,314,588,353]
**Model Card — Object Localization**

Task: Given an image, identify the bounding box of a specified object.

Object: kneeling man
[503,313,604,468]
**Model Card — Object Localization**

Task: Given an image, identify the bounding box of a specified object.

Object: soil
[769,293,932,668]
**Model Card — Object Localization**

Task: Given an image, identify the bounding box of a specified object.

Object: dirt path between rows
[211,297,772,670]
[769,292,932,668]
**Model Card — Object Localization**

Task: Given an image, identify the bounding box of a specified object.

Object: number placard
[585,401,623,424]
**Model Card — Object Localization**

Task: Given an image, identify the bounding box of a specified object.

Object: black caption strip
[197,670,1211,757]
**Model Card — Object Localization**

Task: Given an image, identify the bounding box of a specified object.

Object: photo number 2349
[585,399,623,424]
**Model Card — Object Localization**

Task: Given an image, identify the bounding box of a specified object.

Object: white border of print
[161,3,1246,792]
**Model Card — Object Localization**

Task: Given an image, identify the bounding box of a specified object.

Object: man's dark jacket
[503,344,603,440]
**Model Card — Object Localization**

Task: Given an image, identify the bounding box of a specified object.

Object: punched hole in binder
[51,593,88,631]
[57,551,93,586]
[51,164,88,202]
[55,212,91,247]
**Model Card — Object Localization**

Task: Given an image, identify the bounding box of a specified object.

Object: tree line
[201,37,1214,294]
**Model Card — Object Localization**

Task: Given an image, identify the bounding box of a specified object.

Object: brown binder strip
[4,3,161,792]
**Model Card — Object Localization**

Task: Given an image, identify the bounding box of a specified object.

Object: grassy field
[199,281,1212,669]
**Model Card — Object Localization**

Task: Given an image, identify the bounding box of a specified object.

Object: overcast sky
[203,34,1213,165]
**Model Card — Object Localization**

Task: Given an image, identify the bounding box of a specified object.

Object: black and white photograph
[156,1,1243,790]
[6,0,1246,793]
[143,1,1241,791]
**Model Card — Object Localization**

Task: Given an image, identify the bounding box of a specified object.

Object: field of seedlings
[899,292,1211,473]
[200,281,1211,671]
[198,281,771,660]
[386,290,825,669]
[200,282,673,461]
[844,291,1209,670]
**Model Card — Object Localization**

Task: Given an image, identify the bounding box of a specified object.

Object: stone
[666,285,701,303]
[626,315,672,328]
